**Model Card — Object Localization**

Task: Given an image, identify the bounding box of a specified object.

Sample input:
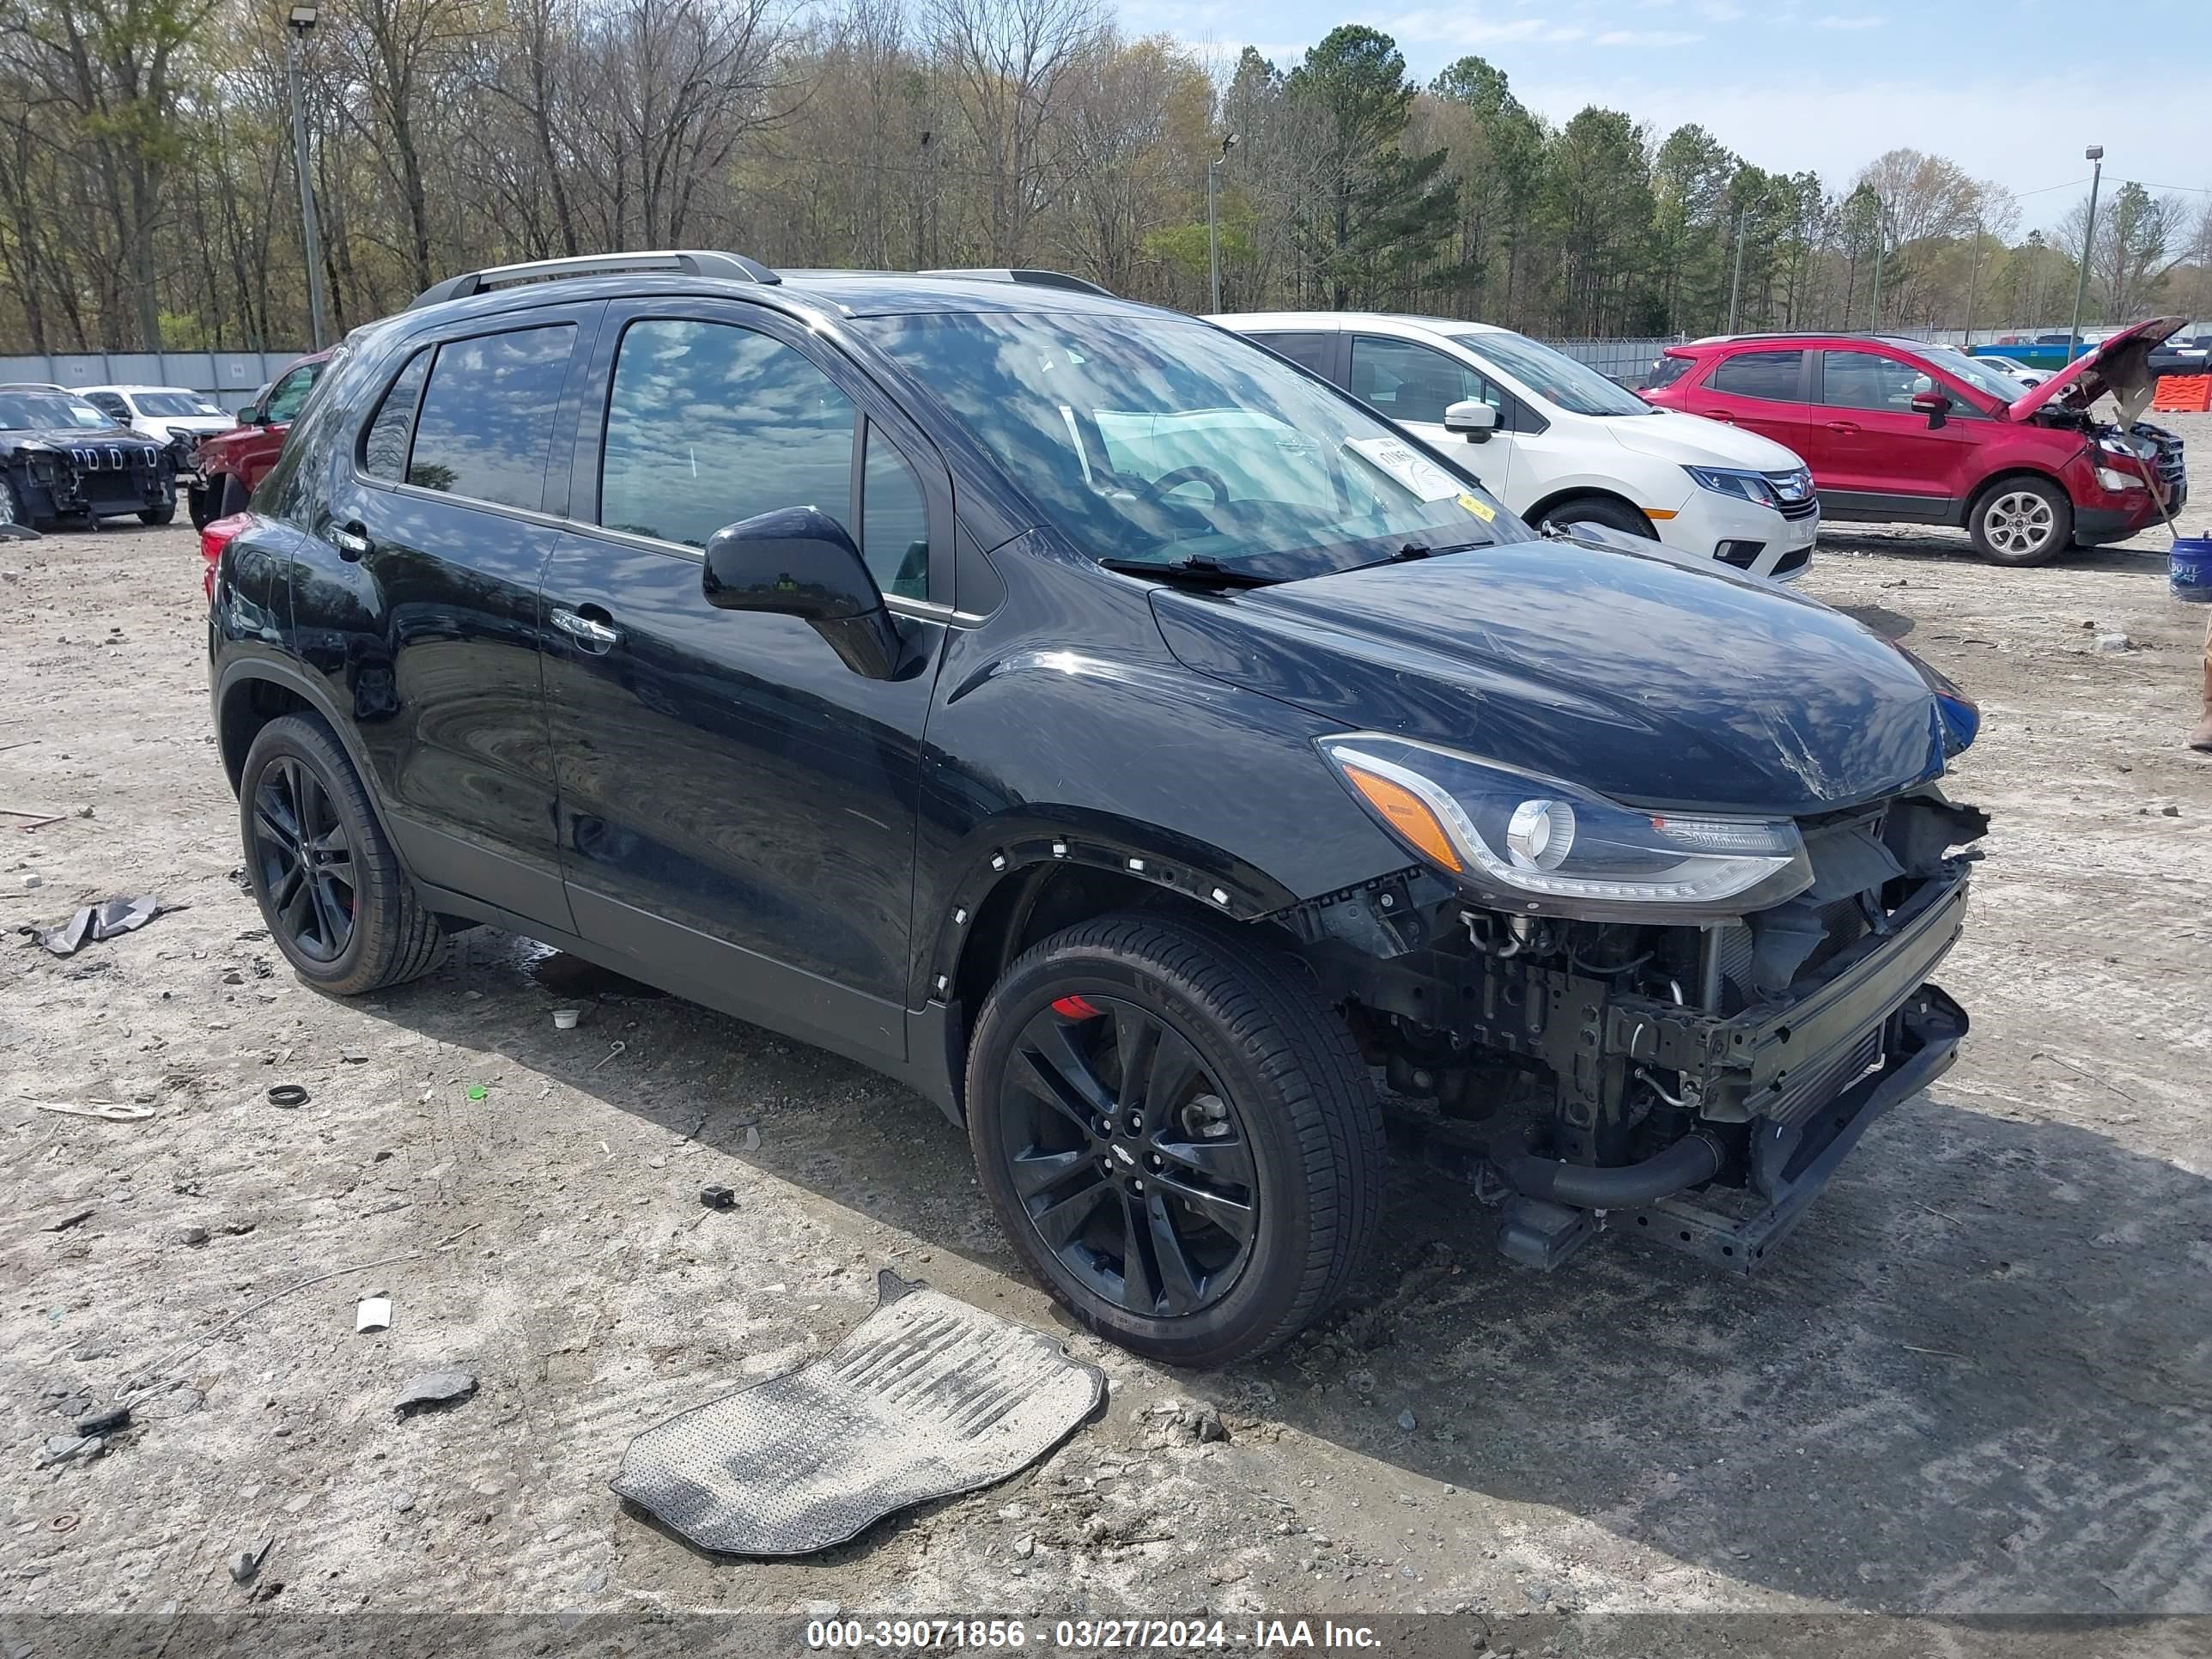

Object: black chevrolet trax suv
[210,251,1984,1367]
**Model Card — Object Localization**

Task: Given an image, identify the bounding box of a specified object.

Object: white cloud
[1377,13,1589,46]
[1593,27,1704,44]
[1812,12,1885,27]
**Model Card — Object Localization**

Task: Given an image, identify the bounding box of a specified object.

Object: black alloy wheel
[251,754,356,962]
[967,914,1383,1367]
[236,714,445,994]
[1003,994,1258,1319]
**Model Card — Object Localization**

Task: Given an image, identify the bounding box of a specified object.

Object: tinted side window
[861,427,930,601]
[600,319,854,550]
[1705,349,1804,402]
[408,325,575,509]
[1822,349,1936,414]
[88,393,129,422]
[264,364,321,422]
[1645,355,1693,391]
[1350,336,1485,425]
[360,349,431,482]
[1251,331,1335,379]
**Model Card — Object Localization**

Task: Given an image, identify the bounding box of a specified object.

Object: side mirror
[1909,390,1951,428]
[1443,399,1498,443]
[702,506,903,679]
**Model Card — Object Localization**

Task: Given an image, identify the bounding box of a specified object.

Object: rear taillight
[201,513,250,602]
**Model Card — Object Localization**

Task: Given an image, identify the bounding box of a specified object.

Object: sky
[1122,0,2212,234]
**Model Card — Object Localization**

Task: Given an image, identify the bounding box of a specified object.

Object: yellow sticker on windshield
[1458,492,1496,522]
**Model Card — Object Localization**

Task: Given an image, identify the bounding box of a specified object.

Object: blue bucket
[2173,538,2212,605]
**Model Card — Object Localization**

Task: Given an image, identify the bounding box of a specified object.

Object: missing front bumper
[1628,981,1966,1272]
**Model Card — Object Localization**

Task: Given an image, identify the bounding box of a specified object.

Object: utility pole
[1726,204,1749,332]
[287,6,331,349]
[2066,143,2105,361]
[1868,197,1887,330]
[1208,133,1237,312]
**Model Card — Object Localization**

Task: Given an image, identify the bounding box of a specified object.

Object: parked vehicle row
[0,384,175,527]
[207,252,1985,1368]
[1216,312,1820,581]
[1643,319,2185,565]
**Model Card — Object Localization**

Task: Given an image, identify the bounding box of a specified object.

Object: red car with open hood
[1643,318,2186,565]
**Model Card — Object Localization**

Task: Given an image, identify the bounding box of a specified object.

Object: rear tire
[1537,495,1657,539]
[239,714,444,996]
[1968,476,2071,566]
[966,914,1383,1368]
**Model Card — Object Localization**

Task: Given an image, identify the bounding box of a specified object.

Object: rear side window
[1705,349,1804,402]
[1250,331,1335,379]
[360,349,431,482]
[1644,355,1692,391]
[599,319,854,550]
[407,325,575,509]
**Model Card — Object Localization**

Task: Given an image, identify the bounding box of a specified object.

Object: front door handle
[1696,409,1735,423]
[331,520,373,560]
[1825,420,1861,434]
[551,607,620,653]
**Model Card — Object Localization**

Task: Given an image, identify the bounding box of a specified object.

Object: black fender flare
[213,657,399,846]
[915,810,1306,1006]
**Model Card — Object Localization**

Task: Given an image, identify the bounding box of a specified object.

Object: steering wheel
[1137,464,1232,507]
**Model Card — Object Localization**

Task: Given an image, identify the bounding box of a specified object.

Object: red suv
[188,349,333,528]
[1644,318,2185,565]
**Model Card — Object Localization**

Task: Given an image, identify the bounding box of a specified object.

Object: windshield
[0,391,113,430]
[867,312,1525,577]
[132,392,222,418]
[1454,330,1654,416]
[1919,347,2032,405]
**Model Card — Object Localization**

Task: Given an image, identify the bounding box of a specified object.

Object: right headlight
[1319,733,1813,921]
[1684,465,1781,509]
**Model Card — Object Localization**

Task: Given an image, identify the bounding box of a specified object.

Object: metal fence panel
[0,348,308,399]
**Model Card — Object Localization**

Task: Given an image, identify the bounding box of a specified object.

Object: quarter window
[1350,336,1491,426]
[600,319,855,551]
[861,428,931,600]
[360,349,431,482]
[1706,349,1804,402]
[407,325,575,509]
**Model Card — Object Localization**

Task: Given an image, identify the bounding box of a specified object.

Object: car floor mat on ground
[610,1269,1106,1555]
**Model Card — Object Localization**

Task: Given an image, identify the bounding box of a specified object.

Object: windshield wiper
[1099,556,1280,588]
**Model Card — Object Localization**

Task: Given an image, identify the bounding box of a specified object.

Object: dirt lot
[3,423,2209,1653]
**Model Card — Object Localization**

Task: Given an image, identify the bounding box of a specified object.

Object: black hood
[1151,540,1957,816]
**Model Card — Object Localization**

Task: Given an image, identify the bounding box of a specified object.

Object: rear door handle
[1825,420,1861,434]
[331,520,372,560]
[1696,409,1735,422]
[551,607,620,653]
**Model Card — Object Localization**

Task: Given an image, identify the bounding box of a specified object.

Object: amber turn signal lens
[1341,765,1463,872]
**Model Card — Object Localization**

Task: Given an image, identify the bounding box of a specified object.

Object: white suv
[1213,312,1819,580]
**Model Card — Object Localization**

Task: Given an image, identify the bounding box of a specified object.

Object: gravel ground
[3,419,2209,1654]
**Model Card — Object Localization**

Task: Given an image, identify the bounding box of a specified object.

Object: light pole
[2066,143,2105,362]
[288,5,331,349]
[1208,132,1237,313]
[1725,204,1748,332]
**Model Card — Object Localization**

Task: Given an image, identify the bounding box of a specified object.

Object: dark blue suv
[210,251,1984,1366]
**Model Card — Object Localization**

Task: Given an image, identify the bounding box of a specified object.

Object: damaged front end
[1291,775,1985,1274]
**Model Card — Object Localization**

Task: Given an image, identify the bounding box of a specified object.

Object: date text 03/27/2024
[804,1618,1391,1650]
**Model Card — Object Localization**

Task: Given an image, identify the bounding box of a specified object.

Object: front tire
[139,501,176,526]
[966,914,1383,1368]
[187,483,213,530]
[1969,476,2071,565]
[1536,495,1658,539]
[239,714,444,995]
[217,472,249,518]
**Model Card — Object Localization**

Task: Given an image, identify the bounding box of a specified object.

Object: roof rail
[915,267,1115,297]
[409,249,781,310]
